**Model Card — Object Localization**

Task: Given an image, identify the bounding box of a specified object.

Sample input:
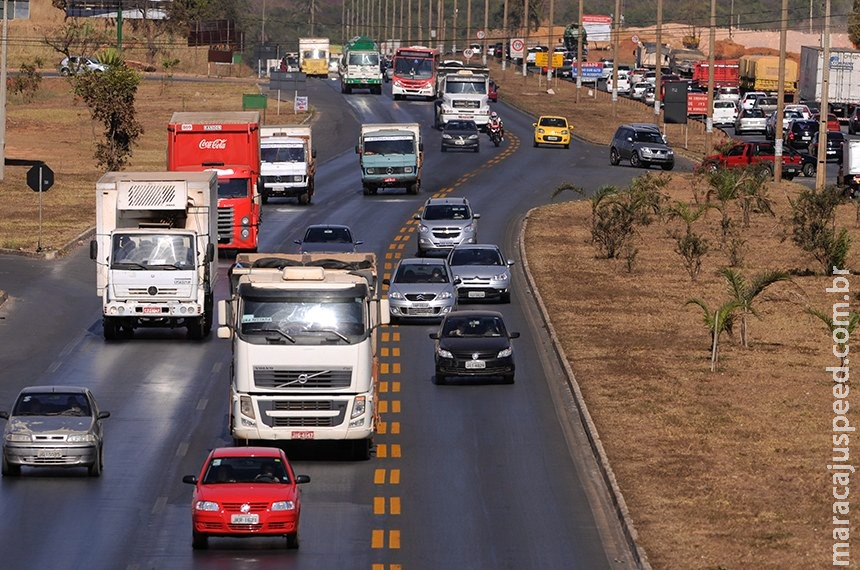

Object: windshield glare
[423,205,470,220]
[349,53,379,66]
[635,131,664,144]
[240,297,366,343]
[111,234,195,269]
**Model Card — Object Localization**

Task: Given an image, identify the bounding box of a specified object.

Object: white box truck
[799,46,860,122]
[843,139,860,198]
[356,123,423,195]
[434,66,491,129]
[259,126,316,205]
[218,253,389,459]
[89,171,218,340]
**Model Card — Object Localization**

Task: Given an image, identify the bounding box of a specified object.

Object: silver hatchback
[447,244,514,303]
[383,258,458,322]
[1,386,110,477]
[414,197,480,257]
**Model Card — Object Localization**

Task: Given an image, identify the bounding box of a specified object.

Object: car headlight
[272,500,296,511]
[5,433,31,442]
[462,224,476,234]
[67,433,97,442]
[388,290,404,299]
[561,130,569,135]
[493,272,509,281]
[418,224,429,234]
[438,291,452,299]
[442,134,452,139]
[404,166,413,174]
[436,347,453,359]
[666,150,674,156]
[195,501,220,512]
[537,128,545,134]
[468,134,478,140]
[351,395,366,419]
[497,347,513,358]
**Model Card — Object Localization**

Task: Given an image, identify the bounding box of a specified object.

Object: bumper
[534,134,570,146]
[639,153,674,166]
[389,298,456,319]
[435,356,515,377]
[231,395,374,442]
[441,139,480,151]
[456,283,510,301]
[4,443,98,468]
[363,174,418,188]
[417,238,477,256]
[192,512,299,537]
[103,300,204,319]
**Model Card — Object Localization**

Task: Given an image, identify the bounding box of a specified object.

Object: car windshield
[395,263,450,283]
[539,117,567,128]
[446,122,476,132]
[304,227,352,243]
[261,146,304,162]
[203,456,290,484]
[744,109,765,118]
[634,131,664,143]
[423,204,470,220]
[13,392,91,417]
[449,248,503,266]
[442,315,506,337]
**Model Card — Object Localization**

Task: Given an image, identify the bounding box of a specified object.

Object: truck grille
[453,100,480,109]
[125,288,180,298]
[258,400,348,428]
[253,367,352,389]
[217,207,233,243]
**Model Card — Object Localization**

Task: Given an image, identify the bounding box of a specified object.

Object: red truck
[698,140,803,179]
[168,111,262,252]
[692,60,740,89]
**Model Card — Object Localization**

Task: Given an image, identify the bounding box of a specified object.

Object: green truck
[356,123,423,195]
[340,36,383,94]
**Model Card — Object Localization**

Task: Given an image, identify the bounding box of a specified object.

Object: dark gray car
[294,224,363,253]
[1,386,110,477]
[609,124,674,170]
[441,120,480,153]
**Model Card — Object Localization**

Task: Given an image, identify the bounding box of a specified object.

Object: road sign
[510,38,525,59]
[294,96,308,112]
[27,163,54,192]
[572,62,604,79]
[687,92,709,115]
[631,35,640,44]
[463,48,474,59]
[477,30,485,40]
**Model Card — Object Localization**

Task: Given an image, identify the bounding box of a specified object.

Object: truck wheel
[393,93,402,101]
[352,439,372,461]
[203,294,213,336]
[408,181,420,195]
[187,317,206,341]
[103,318,120,341]
[298,192,310,205]
[261,192,269,205]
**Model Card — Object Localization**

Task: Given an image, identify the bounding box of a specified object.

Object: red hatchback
[182,447,310,550]
[812,112,841,132]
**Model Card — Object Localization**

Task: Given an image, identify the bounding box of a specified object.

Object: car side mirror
[413,214,421,220]
[0,411,8,420]
[294,239,302,245]
[355,240,364,246]
[355,145,360,154]
[473,213,480,219]
[419,142,424,151]
[453,277,462,285]
[295,474,311,484]
[429,332,440,340]
[312,149,317,158]
[97,411,111,420]
[509,332,521,339]
[507,259,515,266]
[532,123,537,127]
[206,243,216,263]
[182,475,198,485]
[627,137,633,142]
[382,278,391,286]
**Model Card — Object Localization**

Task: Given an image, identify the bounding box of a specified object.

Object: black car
[849,106,860,135]
[782,146,817,177]
[784,119,819,149]
[808,130,847,162]
[441,120,480,153]
[293,224,362,253]
[429,310,519,384]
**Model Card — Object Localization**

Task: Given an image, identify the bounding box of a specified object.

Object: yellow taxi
[533,115,571,148]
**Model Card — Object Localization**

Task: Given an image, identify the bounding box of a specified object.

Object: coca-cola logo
[199,139,227,150]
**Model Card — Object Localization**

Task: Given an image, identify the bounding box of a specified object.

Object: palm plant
[806,307,860,369]
[686,298,740,371]
[720,268,791,348]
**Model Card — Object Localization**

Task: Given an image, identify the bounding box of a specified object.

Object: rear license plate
[467,291,486,298]
[291,431,315,440]
[142,307,161,314]
[37,449,62,458]
[465,360,486,369]
[231,514,259,524]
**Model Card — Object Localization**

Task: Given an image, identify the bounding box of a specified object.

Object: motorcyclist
[488,111,504,141]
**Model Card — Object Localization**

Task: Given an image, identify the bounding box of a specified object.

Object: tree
[71,65,144,171]
[850,0,860,49]
[43,20,109,62]
[806,307,860,368]
[667,201,711,280]
[720,267,790,348]
[790,186,851,275]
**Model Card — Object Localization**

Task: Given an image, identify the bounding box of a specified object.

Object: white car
[631,82,649,99]
[734,108,767,134]
[784,104,812,120]
[606,71,631,94]
[741,91,768,111]
[59,56,106,76]
[716,86,740,102]
[712,100,738,127]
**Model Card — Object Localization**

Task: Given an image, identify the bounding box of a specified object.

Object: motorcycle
[488,123,503,147]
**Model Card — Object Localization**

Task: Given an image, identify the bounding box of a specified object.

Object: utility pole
[437,0,444,52]
[611,0,620,116]
[547,0,554,85]
[466,0,471,50]
[655,0,663,117]
[774,0,788,183]
[453,0,458,54]
[385,0,389,42]
[705,0,716,153]
[522,0,529,77]
[117,0,123,52]
[502,0,509,70]
[482,0,488,65]
[0,0,7,181]
[576,0,583,102]
[815,0,831,191]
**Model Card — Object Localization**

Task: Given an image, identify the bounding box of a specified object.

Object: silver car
[1,386,110,477]
[447,244,514,303]
[383,258,458,322]
[734,108,767,135]
[414,197,480,257]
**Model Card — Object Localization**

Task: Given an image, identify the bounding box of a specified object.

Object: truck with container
[340,36,383,94]
[692,59,740,89]
[259,126,316,205]
[356,123,423,195]
[167,111,261,253]
[217,252,389,459]
[842,139,860,198]
[434,66,491,129]
[798,46,860,122]
[739,55,798,95]
[89,171,218,341]
[299,37,330,77]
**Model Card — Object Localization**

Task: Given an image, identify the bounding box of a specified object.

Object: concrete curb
[518,211,652,570]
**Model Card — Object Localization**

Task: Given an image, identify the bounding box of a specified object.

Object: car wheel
[803,162,816,177]
[60,68,70,77]
[192,531,209,550]
[564,142,569,149]
[661,163,674,171]
[434,372,447,385]
[2,453,20,477]
[502,373,515,384]
[609,148,620,165]
[286,532,300,549]
[630,152,642,168]
[500,292,511,304]
[88,447,103,477]
[533,140,538,148]
[441,145,447,152]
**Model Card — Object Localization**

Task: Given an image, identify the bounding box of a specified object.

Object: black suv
[609,124,674,170]
[784,119,819,149]
[849,106,860,135]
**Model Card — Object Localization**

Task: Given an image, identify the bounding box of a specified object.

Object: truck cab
[435,68,491,130]
[356,123,423,195]
[259,126,315,205]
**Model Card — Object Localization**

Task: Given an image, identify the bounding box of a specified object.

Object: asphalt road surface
[0,76,679,569]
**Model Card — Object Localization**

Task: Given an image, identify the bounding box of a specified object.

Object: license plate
[411,308,434,315]
[546,136,559,141]
[383,177,396,183]
[142,307,161,314]
[411,302,430,308]
[455,140,465,145]
[291,431,315,440]
[465,360,486,369]
[231,514,259,525]
[467,291,486,298]
[37,449,62,458]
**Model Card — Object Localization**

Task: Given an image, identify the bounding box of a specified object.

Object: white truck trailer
[799,46,860,122]
[89,171,218,340]
[434,66,491,129]
[259,126,316,205]
[218,253,389,459]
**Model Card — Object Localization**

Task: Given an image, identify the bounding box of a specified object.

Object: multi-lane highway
[0,77,684,569]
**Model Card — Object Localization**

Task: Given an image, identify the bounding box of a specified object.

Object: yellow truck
[739,55,798,94]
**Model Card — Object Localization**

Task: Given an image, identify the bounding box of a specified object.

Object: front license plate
[546,136,559,141]
[383,177,396,183]
[142,306,161,314]
[467,291,486,298]
[291,431,315,440]
[455,140,465,145]
[231,514,260,525]
[412,302,430,308]
[37,449,62,458]
[465,360,486,369]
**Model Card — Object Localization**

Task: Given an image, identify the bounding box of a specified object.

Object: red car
[812,112,841,132]
[488,79,498,102]
[182,446,310,550]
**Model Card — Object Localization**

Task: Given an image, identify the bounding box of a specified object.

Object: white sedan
[712,100,738,127]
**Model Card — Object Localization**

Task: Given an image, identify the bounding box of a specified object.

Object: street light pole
[774,0,788,183]
[611,0,620,116]
[815,0,831,191]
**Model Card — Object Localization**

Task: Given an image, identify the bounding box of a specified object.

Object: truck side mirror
[419,142,424,151]
[206,243,216,263]
[89,239,98,261]
[312,148,317,158]
[355,145,360,154]
[217,299,231,331]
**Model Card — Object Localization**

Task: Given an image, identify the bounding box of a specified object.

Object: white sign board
[510,38,525,59]
[583,15,612,42]
[477,30,485,40]
[294,96,308,112]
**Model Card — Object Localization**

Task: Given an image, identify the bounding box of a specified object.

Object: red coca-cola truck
[692,59,740,89]
[167,111,262,252]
